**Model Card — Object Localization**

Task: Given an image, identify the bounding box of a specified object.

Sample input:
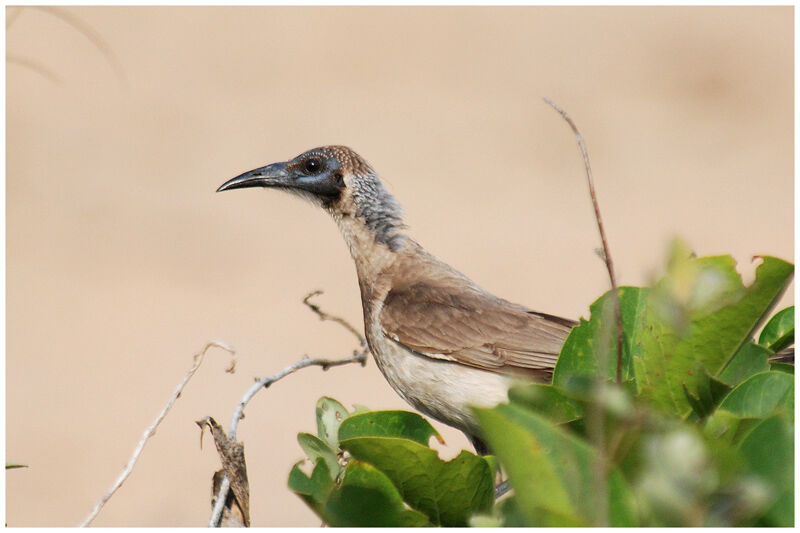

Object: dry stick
[544,98,621,527]
[543,97,624,385]
[79,341,237,527]
[31,6,128,87]
[7,6,23,29]
[6,55,62,84]
[303,290,367,348]
[208,352,367,527]
[208,293,368,527]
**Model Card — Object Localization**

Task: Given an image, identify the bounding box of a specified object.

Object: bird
[217,146,576,454]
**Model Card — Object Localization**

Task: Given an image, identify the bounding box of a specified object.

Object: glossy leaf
[289,458,430,526]
[323,461,430,526]
[338,410,441,446]
[758,305,794,352]
[739,416,794,526]
[770,362,794,375]
[341,436,493,526]
[718,372,793,420]
[718,342,771,387]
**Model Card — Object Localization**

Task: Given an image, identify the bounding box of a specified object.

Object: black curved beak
[216,162,290,193]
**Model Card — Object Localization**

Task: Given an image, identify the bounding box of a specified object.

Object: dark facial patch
[285,150,345,200]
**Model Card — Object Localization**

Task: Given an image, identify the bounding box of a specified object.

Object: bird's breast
[363,317,512,435]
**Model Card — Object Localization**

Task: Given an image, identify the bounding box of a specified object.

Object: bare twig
[6,54,62,83]
[544,97,624,385]
[209,352,367,527]
[31,6,128,87]
[233,352,367,441]
[208,294,368,527]
[7,6,24,29]
[303,290,367,348]
[79,341,236,527]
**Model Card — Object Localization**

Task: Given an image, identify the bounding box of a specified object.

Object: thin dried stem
[7,6,24,29]
[543,97,624,385]
[232,352,367,441]
[6,54,62,83]
[209,352,367,527]
[303,290,367,348]
[31,6,128,87]
[208,293,368,527]
[79,341,236,527]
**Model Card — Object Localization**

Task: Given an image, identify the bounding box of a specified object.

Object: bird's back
[378,240,576,380]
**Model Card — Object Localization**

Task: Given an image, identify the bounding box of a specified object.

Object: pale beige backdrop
[6,6,793,527]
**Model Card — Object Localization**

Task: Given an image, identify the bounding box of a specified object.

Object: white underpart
[370,314,512,435]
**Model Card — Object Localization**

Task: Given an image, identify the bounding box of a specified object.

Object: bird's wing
[379,276,576,377]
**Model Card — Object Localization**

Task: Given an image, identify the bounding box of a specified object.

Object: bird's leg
[494,480,511,499]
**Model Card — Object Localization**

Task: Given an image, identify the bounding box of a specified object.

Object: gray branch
[79,341,236,527]
[208,292,368,527]
[208,351,367,527]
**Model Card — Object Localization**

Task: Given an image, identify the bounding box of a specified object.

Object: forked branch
[79,341,236,527]
[208,293,368,527]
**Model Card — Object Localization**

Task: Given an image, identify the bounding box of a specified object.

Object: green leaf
[758,305,794,352]
[288,457,335,512]
[718,342,771,387]
[338,410,441,446]
[474,406,578,526]
[297,433,339,479]
[482,454,499,476]
[340,436,493,526]
[718,372,793,420]
[553,287,646,386]
[5,463,27,469]
[738,416,794,526]
[682,364,732,420]
[315,397,349,450]
[323,461,430,526]
[494,496,528,527]
[475,403,637,526]
[507,383,584,425]
[289,457,430,526]
[633,253,793,417]
[770,362,794,375]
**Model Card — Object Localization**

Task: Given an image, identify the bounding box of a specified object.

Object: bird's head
[218,146,406,250]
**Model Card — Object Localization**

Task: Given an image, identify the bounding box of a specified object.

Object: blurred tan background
[6,6,793,527]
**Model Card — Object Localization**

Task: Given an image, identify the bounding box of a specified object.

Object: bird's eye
[303,157,323,174]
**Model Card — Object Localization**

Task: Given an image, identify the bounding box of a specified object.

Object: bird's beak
[216,162,290,193]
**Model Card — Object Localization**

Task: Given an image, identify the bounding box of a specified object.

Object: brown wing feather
[379,272,576,377]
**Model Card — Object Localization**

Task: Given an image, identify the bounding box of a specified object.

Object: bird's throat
[332,212,400,285]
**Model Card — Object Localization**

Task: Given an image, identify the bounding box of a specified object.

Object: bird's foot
[494,479,511,499]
